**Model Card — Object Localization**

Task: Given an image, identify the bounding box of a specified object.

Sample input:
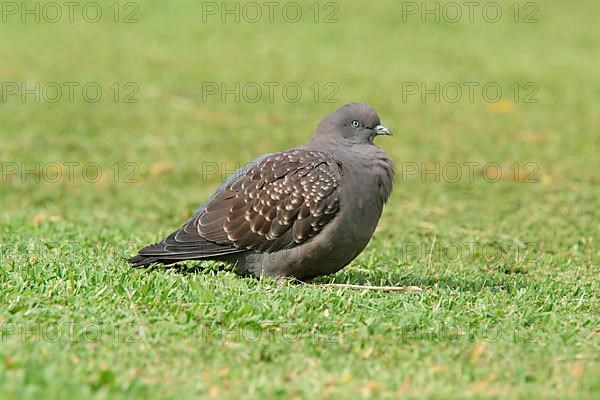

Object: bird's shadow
[316,268,529,293]
[144,261,526,293]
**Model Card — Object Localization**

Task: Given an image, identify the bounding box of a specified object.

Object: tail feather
[128,234,246,268]
[128,254,160,267]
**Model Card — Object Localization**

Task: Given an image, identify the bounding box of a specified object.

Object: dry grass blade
[314,283,422,292]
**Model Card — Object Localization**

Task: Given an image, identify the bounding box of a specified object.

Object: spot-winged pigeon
[129,103,394,279]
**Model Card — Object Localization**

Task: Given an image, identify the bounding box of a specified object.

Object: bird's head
[312,102,392,145]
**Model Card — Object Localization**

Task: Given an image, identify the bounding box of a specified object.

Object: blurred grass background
[0,0,599,398]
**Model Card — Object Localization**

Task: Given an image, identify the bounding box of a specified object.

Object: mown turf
[1,0,599,398]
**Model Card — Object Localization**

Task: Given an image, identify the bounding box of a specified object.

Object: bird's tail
[128,253,163,267]
[128,234,247,268]
[128,241,211,267]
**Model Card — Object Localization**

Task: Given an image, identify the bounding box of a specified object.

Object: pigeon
[129,103,394,280]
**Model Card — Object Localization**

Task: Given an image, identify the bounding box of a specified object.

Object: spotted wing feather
[196,149,341,252]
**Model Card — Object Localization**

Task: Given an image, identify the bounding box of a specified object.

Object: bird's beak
[374,125,392,136]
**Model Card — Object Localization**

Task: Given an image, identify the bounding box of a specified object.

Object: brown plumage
[199,150,340,252]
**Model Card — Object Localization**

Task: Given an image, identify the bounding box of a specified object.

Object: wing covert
[196,149,341,253]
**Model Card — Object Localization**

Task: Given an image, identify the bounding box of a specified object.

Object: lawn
[0,0,599,398]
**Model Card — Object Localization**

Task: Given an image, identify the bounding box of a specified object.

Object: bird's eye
[351,120,360,128]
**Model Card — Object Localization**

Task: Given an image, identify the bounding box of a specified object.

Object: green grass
[1,0,599,398]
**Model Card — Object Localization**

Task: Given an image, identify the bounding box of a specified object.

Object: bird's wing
[135,149,342,263]
[196,149,342,252]
[189,152,274,218]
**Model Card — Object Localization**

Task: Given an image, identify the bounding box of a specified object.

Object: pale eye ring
[351,120,360,128]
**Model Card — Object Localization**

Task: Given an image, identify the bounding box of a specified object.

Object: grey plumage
[129,103,394,280]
